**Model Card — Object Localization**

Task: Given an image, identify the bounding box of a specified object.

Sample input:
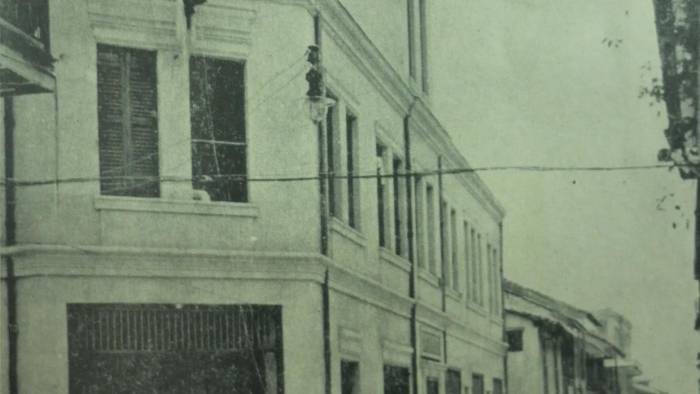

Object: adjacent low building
[504,280,664,394]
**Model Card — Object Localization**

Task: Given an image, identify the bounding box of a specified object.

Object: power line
[0,163,679,188]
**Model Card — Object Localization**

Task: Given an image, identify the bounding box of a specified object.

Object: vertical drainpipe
[4,97,18,394]
[404,103,418,394]
[313,12,332,394]
[499,222,508,393]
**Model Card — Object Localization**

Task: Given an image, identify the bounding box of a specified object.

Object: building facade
[0,1,506,393]
[504,281,665,394]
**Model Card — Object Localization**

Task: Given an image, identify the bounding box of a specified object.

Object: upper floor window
[418,0,429,92]
[477,233,484,305]
[97,44,160,198]
[470,229,478,301]
[487,243,494,313]
[393,157,404,256]
[426,184,437,274]
[491,246,501,315]
[506,329,524,352]
[190,56,247,202]
[463,221,471,302]
[346,111,360,229]
[377,144,390,247]
[326,94,340,217]
[450,209,459,292]
[406,0,428,92]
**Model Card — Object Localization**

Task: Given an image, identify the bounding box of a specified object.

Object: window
[415,177,425,268]
[68,304,284,393]
[446,369,461,394]
[393,157,404,256]
[326,95,340,216]
[440,200,450,287]
[493,379,503,394]
[190,56,247,202]
[341,360,360,394]
[477,233,484,305]
[384,365,410,394]
[346,111,359,228]
[491,246,500,315]
[463,221,471,302]
[470,229,478,301]
[377,144,388,247]
[427,377,440,394]
[406,0,416,79]
[418,0,429,92]
[487,244,493,312]
[451,209,458,292]
[506,329,524,352]
[97,44,159,197]
[426,184,437,274]
[472,374,484,394]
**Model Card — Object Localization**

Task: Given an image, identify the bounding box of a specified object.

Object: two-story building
[1,0,506,393]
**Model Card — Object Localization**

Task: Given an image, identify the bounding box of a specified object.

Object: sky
[442,0,700,392]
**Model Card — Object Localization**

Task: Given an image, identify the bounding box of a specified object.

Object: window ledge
[418,269,440,288]
[330,218,366,248]
[467,302,488,317]
[379,248,411,273]
[94,195,259,218]
[446,288,462,302]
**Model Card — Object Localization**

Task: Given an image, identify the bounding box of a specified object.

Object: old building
[505,281,664,394]
[0,0,506,393]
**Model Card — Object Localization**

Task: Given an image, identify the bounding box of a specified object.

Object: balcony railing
[0,0,54,95]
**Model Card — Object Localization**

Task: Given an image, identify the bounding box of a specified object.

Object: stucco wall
[14,273,324,394]
[506,313,546,394]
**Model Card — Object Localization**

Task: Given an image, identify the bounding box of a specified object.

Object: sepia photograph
[1,0,699,393]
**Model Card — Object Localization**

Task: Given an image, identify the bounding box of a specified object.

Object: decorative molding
[380,248,411,274]
[330,218,367,249]
[324,256,413,319]
[190,2,257,58]
[88,0,179,50]
[416,300,507,356]
[338,326,362,358]
[382,339,414,367]
[418,269,440,289]
[94,195,260,218]
[420,326,443,361]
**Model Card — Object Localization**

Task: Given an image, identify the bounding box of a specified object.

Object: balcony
[0,0,54,96]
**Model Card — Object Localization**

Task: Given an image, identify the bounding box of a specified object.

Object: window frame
[188,54,249,203]
[96,43,160,199]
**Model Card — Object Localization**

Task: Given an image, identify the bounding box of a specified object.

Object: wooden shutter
[97,44,159,197]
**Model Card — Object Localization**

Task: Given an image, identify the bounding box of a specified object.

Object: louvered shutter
[97,44,159,197]
[97,45,127,196]
[127,48,159,197]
